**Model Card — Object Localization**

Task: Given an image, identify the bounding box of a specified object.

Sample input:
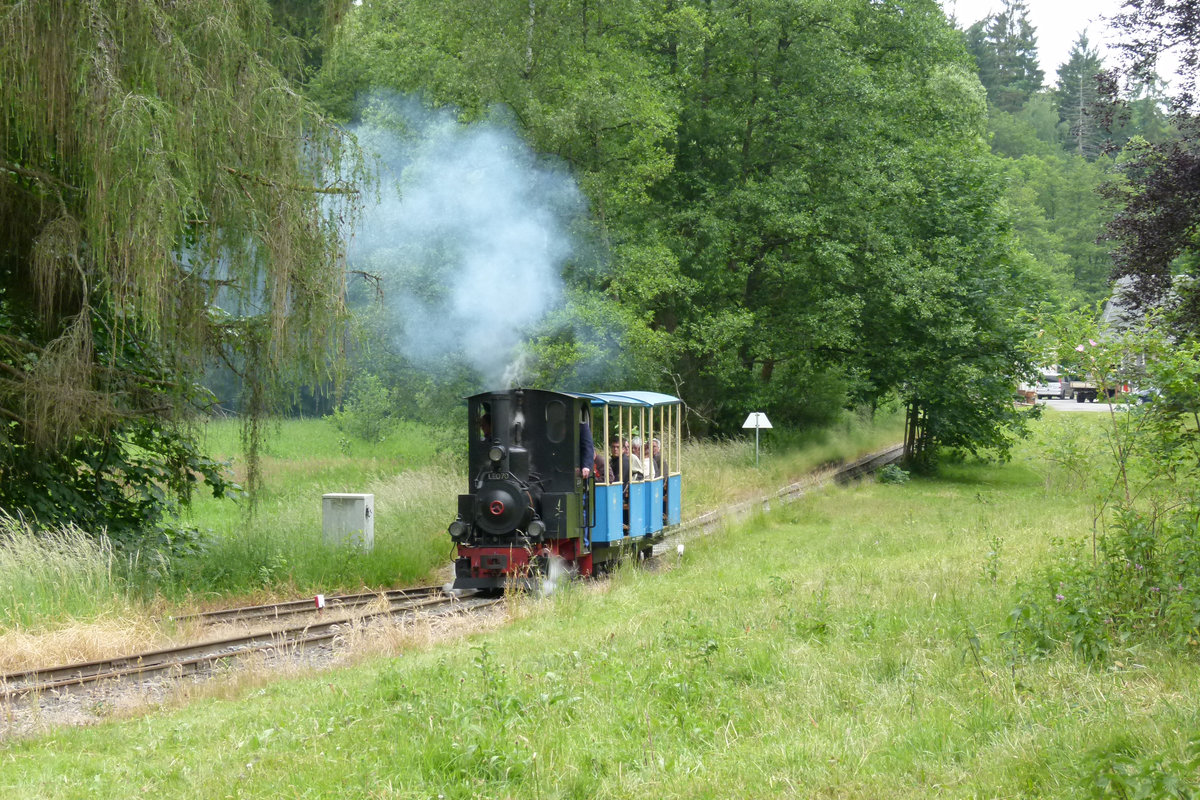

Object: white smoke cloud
[346,94,584,387]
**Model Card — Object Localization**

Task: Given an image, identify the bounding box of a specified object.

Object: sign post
[741,412,773,467]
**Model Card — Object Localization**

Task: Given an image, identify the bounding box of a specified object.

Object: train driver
[579,414,594,480]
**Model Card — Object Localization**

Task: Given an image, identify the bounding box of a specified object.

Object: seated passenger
[640,437,657,480]
[651,437,663,477]
[628,437,644,481]
[609,436,626,484]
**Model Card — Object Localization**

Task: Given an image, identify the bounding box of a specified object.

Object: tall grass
[683,408,904,512]
[2,411,904,629]
[168,455,460,596]
[0,514,130,630]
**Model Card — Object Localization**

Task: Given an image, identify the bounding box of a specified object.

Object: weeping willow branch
[0,159,79,194]
[220,165,360,195]
[0,0,365,461]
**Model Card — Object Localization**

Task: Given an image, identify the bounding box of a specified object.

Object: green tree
[1055,33,1107,158]
[0,0,362,545]
[996,150,1117,305]
[965,0,1044,113]
[648,0,1038,457]
[319,0,1042,462]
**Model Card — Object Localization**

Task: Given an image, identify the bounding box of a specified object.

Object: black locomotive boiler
[448,388,683,592]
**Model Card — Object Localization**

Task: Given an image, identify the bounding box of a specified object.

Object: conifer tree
[1055,33,1106,158]
[965,0,1044,112]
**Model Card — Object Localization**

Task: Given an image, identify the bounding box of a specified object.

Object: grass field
[2,411,1197,798]
[0,410,904,641]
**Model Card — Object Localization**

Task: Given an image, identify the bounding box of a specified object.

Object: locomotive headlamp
[448,520,468,541]
[488,444,505,465]
[527,519,546,540]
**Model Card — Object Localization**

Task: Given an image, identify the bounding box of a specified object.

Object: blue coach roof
[586,391,681,407]
[467,389,681,407]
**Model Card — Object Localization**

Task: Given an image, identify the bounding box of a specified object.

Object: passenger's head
[631,437,642,452]
[652,438,661,454]
[609,436,621,455]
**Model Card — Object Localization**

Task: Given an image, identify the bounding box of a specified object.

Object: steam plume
[346,94,584,387]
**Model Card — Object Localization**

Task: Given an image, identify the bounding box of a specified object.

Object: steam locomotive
[447,388,682,592]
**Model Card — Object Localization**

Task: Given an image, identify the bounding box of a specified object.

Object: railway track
[666,443,905,547]
[2,443,902,702]
[1,591,498,698]
[166,585,445,627]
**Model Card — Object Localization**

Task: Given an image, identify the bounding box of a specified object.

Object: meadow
[0,410,903,638]
[2,409,1198,798]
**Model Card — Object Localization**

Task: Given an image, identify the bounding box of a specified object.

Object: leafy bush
[877,463,911,485]
[1010,322,1200,658]
[1082,737,1200,799]
[330,373,397,443]
[1013,510,1200,659]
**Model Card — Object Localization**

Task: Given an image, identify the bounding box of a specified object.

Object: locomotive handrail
[585,475,596,532]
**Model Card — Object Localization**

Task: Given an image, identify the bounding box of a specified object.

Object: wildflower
[1055,594,1065,602]
[1075,344,1086,352]
[1089,339,1098,347]
[1150,587,1160,593]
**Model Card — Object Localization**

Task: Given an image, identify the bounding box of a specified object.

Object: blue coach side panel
[667,474,682,525]
[627,481,647,537]
[592,484,624,544]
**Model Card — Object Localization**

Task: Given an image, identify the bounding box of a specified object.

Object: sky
[940,0,1128,82]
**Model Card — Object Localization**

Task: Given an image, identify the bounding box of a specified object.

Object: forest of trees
[1,0,1197,546]
[318,0,1039,459]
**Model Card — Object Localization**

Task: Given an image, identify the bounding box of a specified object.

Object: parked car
[1033,371,1063,400]
[1131,386,1159,404]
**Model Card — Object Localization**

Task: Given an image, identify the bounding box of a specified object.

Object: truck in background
[1061,375,1099,402]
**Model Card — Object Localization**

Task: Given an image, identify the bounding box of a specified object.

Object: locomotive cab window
[545,400,567,444]
[477,402,493,441]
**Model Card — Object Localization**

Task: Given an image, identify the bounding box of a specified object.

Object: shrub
[330,374,397,443]
[877,463,910,485]
[1010,322,1200,659]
